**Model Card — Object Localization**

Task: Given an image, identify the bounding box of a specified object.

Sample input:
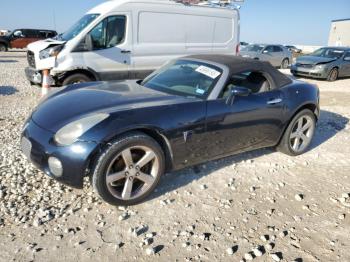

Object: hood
[32,80,191,132]
[240,50,259,58]
[296,55,337,65]
[27,38,66,52]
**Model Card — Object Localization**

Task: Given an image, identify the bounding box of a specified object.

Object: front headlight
[314,64,326,70]
[39,45,64,60]
[54,113,109,146]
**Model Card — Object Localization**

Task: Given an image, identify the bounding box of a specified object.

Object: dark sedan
[21,55,320,206]
[291,47,350,81]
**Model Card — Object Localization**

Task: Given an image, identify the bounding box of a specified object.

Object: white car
[25,0,240,86]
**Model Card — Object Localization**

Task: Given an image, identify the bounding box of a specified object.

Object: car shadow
[0,86,18,96]
[0,59,18,63]
[149,109,348,200]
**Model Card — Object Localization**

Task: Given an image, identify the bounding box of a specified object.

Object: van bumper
[25,67,42,84]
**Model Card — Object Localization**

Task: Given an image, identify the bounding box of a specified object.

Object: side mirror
[85,34,93,51]
[226,86,251,105]
[262,50,269,54]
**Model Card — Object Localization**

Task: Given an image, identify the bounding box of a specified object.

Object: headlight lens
[315,64,326,70]
[54,113,109,146]
[39,45,64,60]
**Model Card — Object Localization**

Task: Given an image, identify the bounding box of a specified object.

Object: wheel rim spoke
[121,178,133,199]
[137,172,155,185]
[106,171,125,184]
[122,148,134,167]
[302,120,312,132]
[290,131,298,139]
[297,118,303,131]
[292,137,300,151]
[300,133,308,142]
[136,150,156,168]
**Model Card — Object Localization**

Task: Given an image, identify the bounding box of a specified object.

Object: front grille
[296,63,313,68]
[27,51,36,68]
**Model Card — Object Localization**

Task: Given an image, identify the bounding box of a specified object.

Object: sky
[1,0,349,46]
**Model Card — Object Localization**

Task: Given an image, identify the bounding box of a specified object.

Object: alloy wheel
[105,146,159,200]
[329,69,338,81]
[289,115,315,153]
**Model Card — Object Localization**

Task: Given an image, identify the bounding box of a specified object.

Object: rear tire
[0,44,7,52]
[277,109,316,156]
[327,68,338,82]
[62,73,92,86]
[92,132,165,206]
[281,58,289,69]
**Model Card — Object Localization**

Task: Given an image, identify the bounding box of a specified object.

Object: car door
[341,52,350,76]
[9,30,26,48]
[81,14,132,80]
[273,46,285,66]
[205,78,285,158]
[260,45,278,66]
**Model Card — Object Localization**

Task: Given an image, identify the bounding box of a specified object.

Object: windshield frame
[141,59,225,100]
[59,13,100,41]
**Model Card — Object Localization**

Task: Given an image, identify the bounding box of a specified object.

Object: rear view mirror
[226,86,251,105]
[85,34,93,51]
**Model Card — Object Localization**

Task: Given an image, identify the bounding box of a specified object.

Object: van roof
[88,0,238,14]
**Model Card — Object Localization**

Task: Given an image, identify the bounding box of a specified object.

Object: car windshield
[58,14,99,41]
[242,44,265,52]
[141,60,223,99]
[310,48,345,59]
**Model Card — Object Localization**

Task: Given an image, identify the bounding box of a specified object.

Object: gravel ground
[0,52,350,262]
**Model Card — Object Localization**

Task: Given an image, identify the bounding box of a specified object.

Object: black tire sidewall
[278,109,316,156]
[0,44,7,52]
[92,132,165,206]
[281,58,289,69]
[62,73,92,86]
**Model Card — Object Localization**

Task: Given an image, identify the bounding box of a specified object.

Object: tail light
[236,43,240,55]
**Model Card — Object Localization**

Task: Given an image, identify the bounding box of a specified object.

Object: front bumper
[25,67,42,84]
[290,65,329,79]
[21,119,99,189]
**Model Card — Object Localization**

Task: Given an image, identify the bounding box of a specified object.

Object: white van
[25,0,240,86]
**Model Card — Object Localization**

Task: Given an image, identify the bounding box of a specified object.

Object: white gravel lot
[0,52,350,262]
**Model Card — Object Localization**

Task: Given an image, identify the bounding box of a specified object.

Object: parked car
[285,45,302,53]
[291,47,350,81]
[0,29,57,52]
[21,55,320,206]
[240,41,249,47]
[240,44,292,69]
[25,0,240,86]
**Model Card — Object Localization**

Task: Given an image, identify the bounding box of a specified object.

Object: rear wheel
[62,73,92,86]
[327,68,338,82]
[92,132,165,206]
[281,58,289,69]
[277,109,316,156]
[0,44,7,52]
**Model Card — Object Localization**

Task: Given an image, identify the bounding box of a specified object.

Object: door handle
[121,50,131,54]
[267,98,282,105]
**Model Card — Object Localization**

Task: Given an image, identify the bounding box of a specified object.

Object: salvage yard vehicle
[240,44,292,69]
[24,0,240,86]
[21,55,320,206]
[285,45,302,54]
[291,47,350,81]
[0,29,57,52]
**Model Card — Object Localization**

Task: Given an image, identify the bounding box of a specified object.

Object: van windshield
[59,14,99,41]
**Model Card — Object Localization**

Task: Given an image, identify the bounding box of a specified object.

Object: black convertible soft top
[185,54,293,89]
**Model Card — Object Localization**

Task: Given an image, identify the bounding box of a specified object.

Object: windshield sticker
[196,88,205,95]
[195,66,221,79]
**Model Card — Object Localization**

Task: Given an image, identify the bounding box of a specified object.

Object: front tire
[327,68,338,82]
[0,44,7,52]
[92,132,165,206]
[277,109,316,156]
[62,73,92,86]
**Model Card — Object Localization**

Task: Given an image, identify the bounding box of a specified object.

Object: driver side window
[221,71,271,98]
[89,15,126,50]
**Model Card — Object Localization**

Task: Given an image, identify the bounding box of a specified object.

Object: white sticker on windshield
[195,66,221,79]
[196,88,205,95]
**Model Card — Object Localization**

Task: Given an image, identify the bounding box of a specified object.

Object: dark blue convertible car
[21,55,320,206]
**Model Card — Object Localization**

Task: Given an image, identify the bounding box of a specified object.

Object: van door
[81,14,132,80]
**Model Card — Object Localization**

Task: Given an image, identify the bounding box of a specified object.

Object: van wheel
[0,44,7,52]
[327,68,338,82]
[92,132,165,206]
[281,58,289,69]
[62,73,92,86]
